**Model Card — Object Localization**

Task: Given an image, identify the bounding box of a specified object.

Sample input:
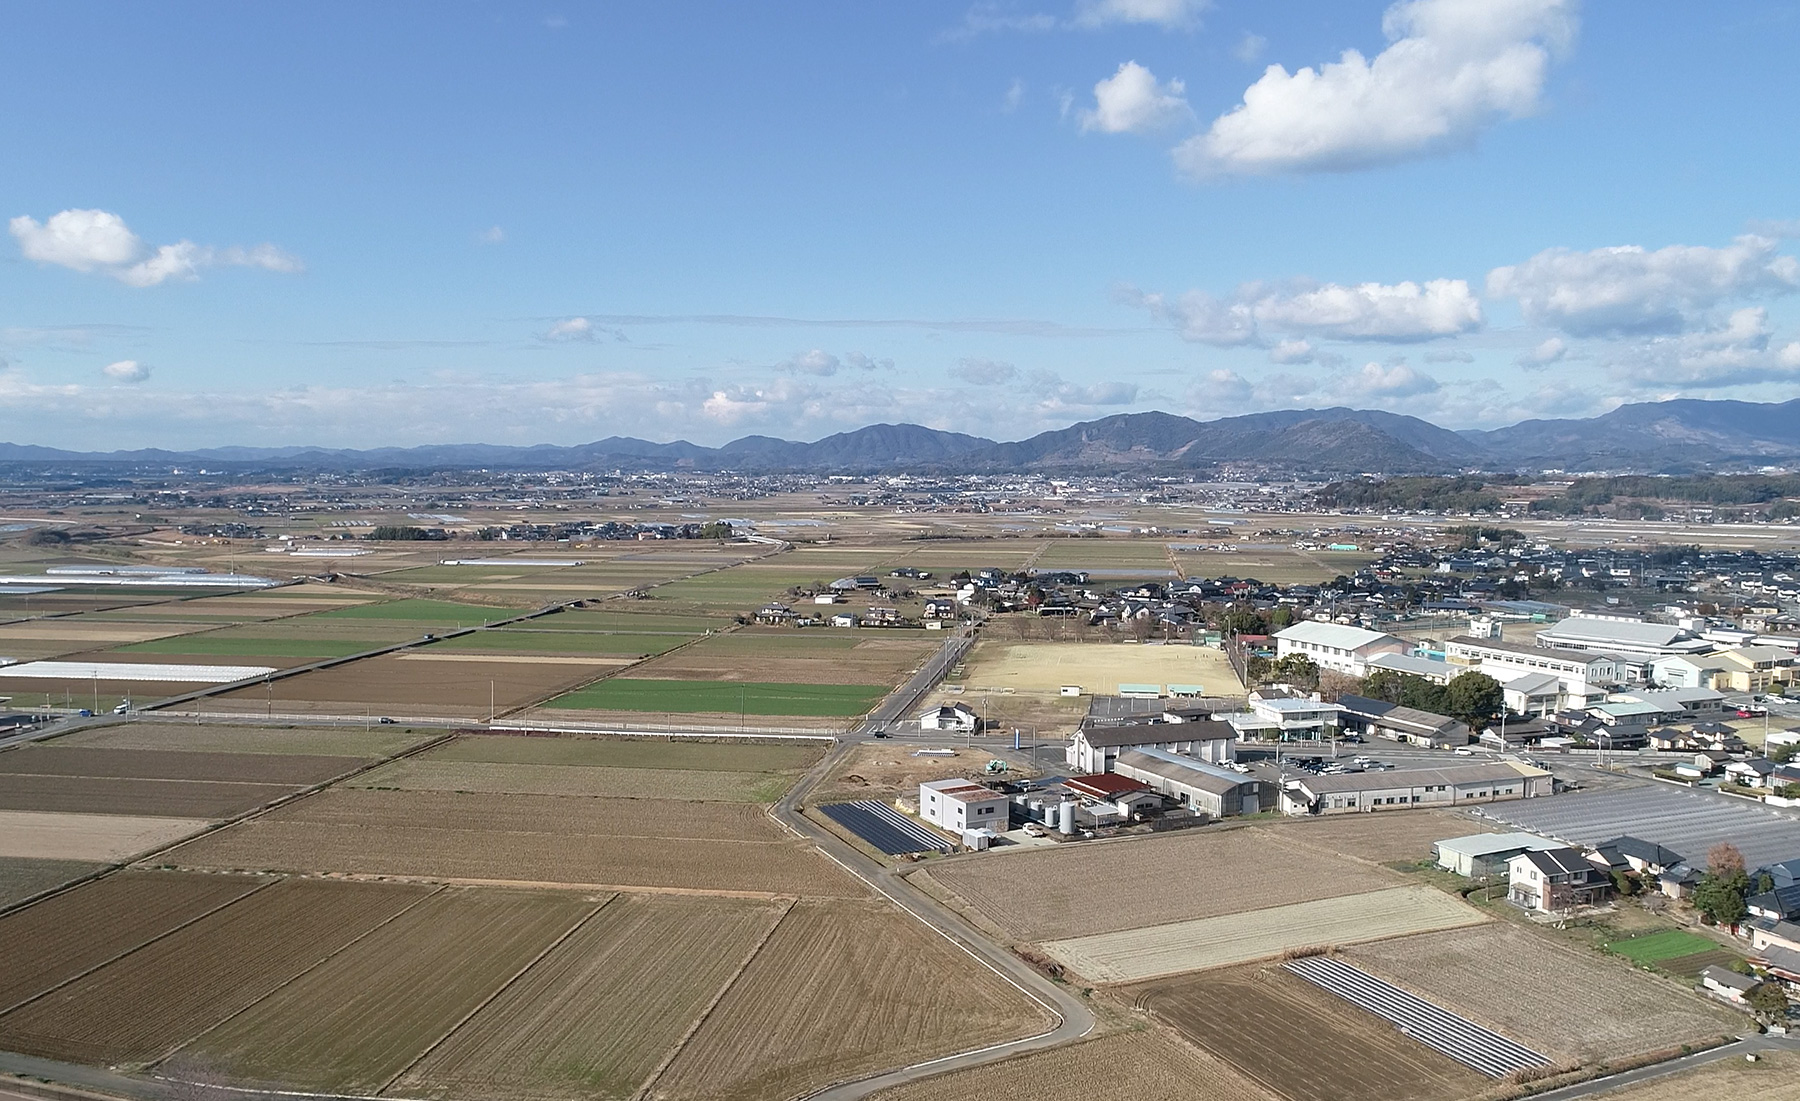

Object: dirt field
[422,733,826,772]
[1135,964,1489,1101]
[209,653,617,717]
[0,775,295,819]
[0,878,433,1065]
[1043,886,1488,982]
[628,630,937,687]
[178,887,597,1094]
[50,722,433,757]
[868,1027,1277,1101]
[649,898,1049,1101]
[1343,923,1743,1064]
[350,760,799,801]
[0,871,267,1011]
[0,810,212,861]
[0,746,367,785]
[1261,811,1493,865]
[267,788,789,842]
[813,743,1038,803]
[949,640,1243,698]
[400,893,790,1100]
[918,829,1395,942]
[1588,1050,1800,1099]
[0,857,103,909]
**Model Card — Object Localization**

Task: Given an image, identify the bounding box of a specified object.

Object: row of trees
[1359,668,1505,728]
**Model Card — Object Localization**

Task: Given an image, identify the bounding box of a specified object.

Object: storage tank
[1058,800,1076,835]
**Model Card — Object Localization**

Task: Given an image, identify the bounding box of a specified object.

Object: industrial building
[918,778,1007,833]
[1110,748,1277,818]
[1064,717,1235,774]
[1334,695,1471,748]
[1281,760,1553,816]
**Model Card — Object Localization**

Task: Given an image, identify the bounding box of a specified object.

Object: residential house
[1434,832,1561,879]
[1699,966,1759,1005]
[1334,694,1472,748]
[919,703,979,732]
[1507,846,1612,913]
[918,778,1006,834]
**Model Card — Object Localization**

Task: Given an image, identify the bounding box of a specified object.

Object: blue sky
[3,0,1798,449]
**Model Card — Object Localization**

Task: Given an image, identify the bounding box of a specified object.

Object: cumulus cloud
[541,317,627,343]
[1606,307,1800,388]
[1073,0,1209,30]
[1081,62,1191,134]
[10,209,302,287]
[1349,360,1441,397]
[1487,234,1800,336]
[777,349,892,376]
[1125,277,1481,345]
[950,357,1019,385]
[1268,339,1315,364]
[1176,0,1576,177]
[102,360,150,383]
[1516,336,1567,368]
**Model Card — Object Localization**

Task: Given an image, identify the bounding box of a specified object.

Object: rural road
[1526,1034,1792,1099]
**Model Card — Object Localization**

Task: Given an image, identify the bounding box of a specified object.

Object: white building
[1446,635,1615,697]
[1364,652,1457,685]
[918,778,1007,833]
[1065,718,1235,774]
[1273,621,1408,677]
[919,702,979,732]
[1534,615,1711,658]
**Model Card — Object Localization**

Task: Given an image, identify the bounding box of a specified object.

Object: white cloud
[1233,31,1267,63]
[1606,307,1800,388]
[1486,234,1800,336]
[102,359,150,383]
[1268,338,1315,364]
[1516,336,1567,368]
[842,351,893,371]
[1176,0,1576,177]
[1126,277,1481,344]
[1423,349,1475,363]
[1081,62,1191,134]
[777,349,891,376]
[478,225,506,244]
[1073,0,1209,30]
[1003,78,1026,112]
[1349,360,1441,397]
[950,357,1019,385]
[10,209,302,287]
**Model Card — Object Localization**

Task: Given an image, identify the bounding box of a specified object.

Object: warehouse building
[1433,832,1561,879]
[1065,717,1235,774]
[1281,760,1553,816]
[1111,748,1277,818]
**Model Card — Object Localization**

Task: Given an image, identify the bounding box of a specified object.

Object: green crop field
[542,609,723,633]
[117,636,374,658]
[438,629,689,655]
[1606,929,1720,964]
[306,598,518,624]
[546,678,887,716]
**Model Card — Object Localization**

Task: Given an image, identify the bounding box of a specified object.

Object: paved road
[1527,1034,1791,1099]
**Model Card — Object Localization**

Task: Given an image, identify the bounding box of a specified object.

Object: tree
[1268,607,1295,630]
[1694,843,1751,927]
[1746,982,1789,1023]
[1442,672,1503,728]
[1772,742,1799,765]
[1268,654,1319,691]
[1611,870,1640,897]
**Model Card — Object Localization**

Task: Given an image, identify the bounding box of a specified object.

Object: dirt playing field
[0,775,295,819]
[0,878,433,1065]
[0,871,268,1011]
[1041,886,1489,983]
[1343,923,1743,1064]
[950,639,1242,697]
[648,898,1050,1101]
[918,828,1395,942]
[0,810,212,862]
[399,893,790,1100]
[177,887,598,1094]
[868,1027,1278,1101]
[1135,963,1489,1101]
[1586,1050,1800,1099]
[0,857,102,909]
[51,722,433,757]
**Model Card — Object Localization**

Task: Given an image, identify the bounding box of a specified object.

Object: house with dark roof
[1749,882,1800,923]
[1507,846,1612,913]
[1334,694,1471,749]
[1589,836,1685,877]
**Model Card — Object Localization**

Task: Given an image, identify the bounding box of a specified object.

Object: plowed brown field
[0,747,365,785]
[424,733,825,772]
[1133,964,1487,1101]
[53,723,430,758]
[648,898,1048,1101]
[0,878,434,1064]
[0,775,293,819]
[266,788,787,841]
[0,871,268,1011]
[178,887,596,1094]
[401,893,789,1100]
[869,1028,1278,1101]
[349,760,794,801]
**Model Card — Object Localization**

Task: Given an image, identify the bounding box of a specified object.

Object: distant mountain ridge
[7,399,1800,475]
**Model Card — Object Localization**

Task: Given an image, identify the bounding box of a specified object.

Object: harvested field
[1343,923,1741,1064]
[1589,1050,1800,1099]
[0,871,267,1010]
[350,760,798,802]
[650,898,1048,1101]
[814,743,1035,803]
[401,893,790,1100]
[52,723,432,757]
[0,746,367,785]
[437,629,690,656]
[268,788,787,841]
[946,639,1243,698]
[0,857,103,909]
[919,829,1395,942]
[1260,812,1492,864]
[424,733,825,772]
[868,1027,1277,1101]
[117,635,375,659]
[1043,886,1487,982]
[0,775,294,819]
[210,653,614,716]
[0,878,433,1065]
[0,810,211,862]
[628,630,937,687]
[163,799,862,896]
[1136,964,1488,1101]
[180,887,596,1094]
[547,678,888,717]
[306,598,520,624]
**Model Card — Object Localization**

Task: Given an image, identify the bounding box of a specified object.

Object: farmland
[1173,546,1376,585]
[0,745,367,785]
[54,721,433,757]
[917,828,1394,942]
[649,898,1049,1101]
[421,733,825,772]
[210,651,617,717]
[0,877,433,1065]
[1588,1050,1800,1100]
[545,678,888,717]
[180,887,598,1094]
[1606,929,1738,978]
[1344,923,1741,1064]
[629,629,939,687]
[1042,886,1488,983]
[270,788,788,842]
[869,1028,1278,1101]
[350,759,799,801]
[399,893,790,1100]
[0,872,268,1010]
[0,775,294,819]
[1134,964,1489,1101]
[0,810,211,862]
[1265,810,1494,865]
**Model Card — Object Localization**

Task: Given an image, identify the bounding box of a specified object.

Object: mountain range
[6,398,1800,476]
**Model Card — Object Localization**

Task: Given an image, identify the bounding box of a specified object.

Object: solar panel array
[1476,784,1800,869]
[1287,956,1550,1079]
[818,800,952,855]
